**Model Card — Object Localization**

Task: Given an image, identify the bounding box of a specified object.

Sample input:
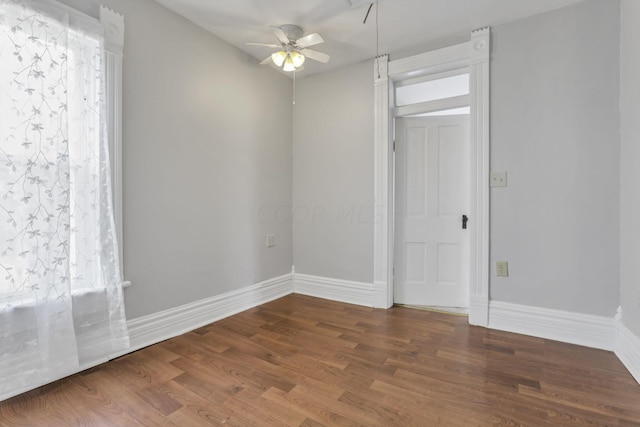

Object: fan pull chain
[376,0,380,79]
[293,70,296,105]
[364,2,381,79]
[363,3,374,24]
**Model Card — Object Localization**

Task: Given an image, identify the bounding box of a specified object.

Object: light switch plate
[266,234,276,248]
[496,261,509,277]
[490,171,508,187]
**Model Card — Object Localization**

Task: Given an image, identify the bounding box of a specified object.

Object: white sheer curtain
[0,0,129,399]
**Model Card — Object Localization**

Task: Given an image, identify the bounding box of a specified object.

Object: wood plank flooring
[1,294,640,426]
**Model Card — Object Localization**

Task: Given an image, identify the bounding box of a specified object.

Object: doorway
[394,116,470,311]
[372,28,490,326]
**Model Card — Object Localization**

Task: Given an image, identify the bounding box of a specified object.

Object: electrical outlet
[490,171,508,187]
[496,261,509,277]
[266,234,276,248]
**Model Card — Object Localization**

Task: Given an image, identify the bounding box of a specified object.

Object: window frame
[0,2,127,301]
[99,6,128,286]
[53,2,128,286]
[394,70,470,107]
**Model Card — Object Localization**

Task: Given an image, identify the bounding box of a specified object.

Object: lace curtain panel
[0,0,129,399]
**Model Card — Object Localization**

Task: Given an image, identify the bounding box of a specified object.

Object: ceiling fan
[247,24,331,72]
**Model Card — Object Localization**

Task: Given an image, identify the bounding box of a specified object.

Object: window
[0,2,124,295]
[0,0,127,401]
[395,73,470,106]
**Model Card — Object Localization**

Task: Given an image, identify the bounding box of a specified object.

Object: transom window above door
[395,72,470,106]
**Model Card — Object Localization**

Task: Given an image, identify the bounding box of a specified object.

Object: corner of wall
[292,273,375,308]
[618,0,640,386]
[616,316,640,384]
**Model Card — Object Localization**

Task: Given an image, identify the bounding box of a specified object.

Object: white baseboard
[488,300,616,351]
[373,280,393,309]
[1,274,293,402]
[6,276,639,401]
[125,273,293,354]
[0,357,113,402]
[616,320,640,384]
[469,295,489,327]
[293,273,374,307]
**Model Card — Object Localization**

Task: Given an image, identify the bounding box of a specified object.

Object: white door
[394,116,470,308]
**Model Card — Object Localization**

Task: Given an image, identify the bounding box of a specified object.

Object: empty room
[1,0,640,425]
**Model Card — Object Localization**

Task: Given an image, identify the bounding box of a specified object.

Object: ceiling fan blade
[296,33,324,49]
[260,56,273,65]
[247,42,280,48]
[271,26,290,45]
[301,49,330,64]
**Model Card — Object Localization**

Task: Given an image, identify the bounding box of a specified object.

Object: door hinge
[393,140,396,152]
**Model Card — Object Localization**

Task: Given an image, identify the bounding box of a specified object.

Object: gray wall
[490,0,620,316]
[620,0,640,336]
[59,0,625,322]
[292,0,623,316]
[292,60,374,283]
[61,0,294,319]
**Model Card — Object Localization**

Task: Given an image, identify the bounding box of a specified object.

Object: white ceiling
[152,0,587,77]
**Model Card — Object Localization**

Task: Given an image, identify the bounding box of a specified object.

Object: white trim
[388,42,470,81]
[488,300,617,351]
[468,27,491,326]
[37,0,98,26]
[100,6,126,283]
[394,68,470,89]
[373,29,491,321]
[4,282,639,400]
[125,274,293,354]
[294,274,374,307]
[100,6,124,53]
[470,295,489,324]
[0,273,293,401]
[0,357,112,402]
[616,318,640,384]
[393,94,471,118]
[373,54,393,309]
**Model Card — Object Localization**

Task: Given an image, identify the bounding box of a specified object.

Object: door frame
[372,28,491,327]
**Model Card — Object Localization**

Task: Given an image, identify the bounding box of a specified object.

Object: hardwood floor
[1,294,640,426]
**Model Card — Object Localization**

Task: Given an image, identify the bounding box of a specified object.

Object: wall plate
[490,171,508,187]
[266,234,276,248]
[496,261,509,277]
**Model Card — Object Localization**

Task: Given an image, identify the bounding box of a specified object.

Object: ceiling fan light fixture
[290,51,305,67]
[283,55,296,72]
[251,24,329,72]
[271,51,287,67]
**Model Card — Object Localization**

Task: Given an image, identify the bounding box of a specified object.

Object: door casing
[372,28,491,327]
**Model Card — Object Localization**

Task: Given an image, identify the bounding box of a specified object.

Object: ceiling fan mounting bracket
[279,24,304,42]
